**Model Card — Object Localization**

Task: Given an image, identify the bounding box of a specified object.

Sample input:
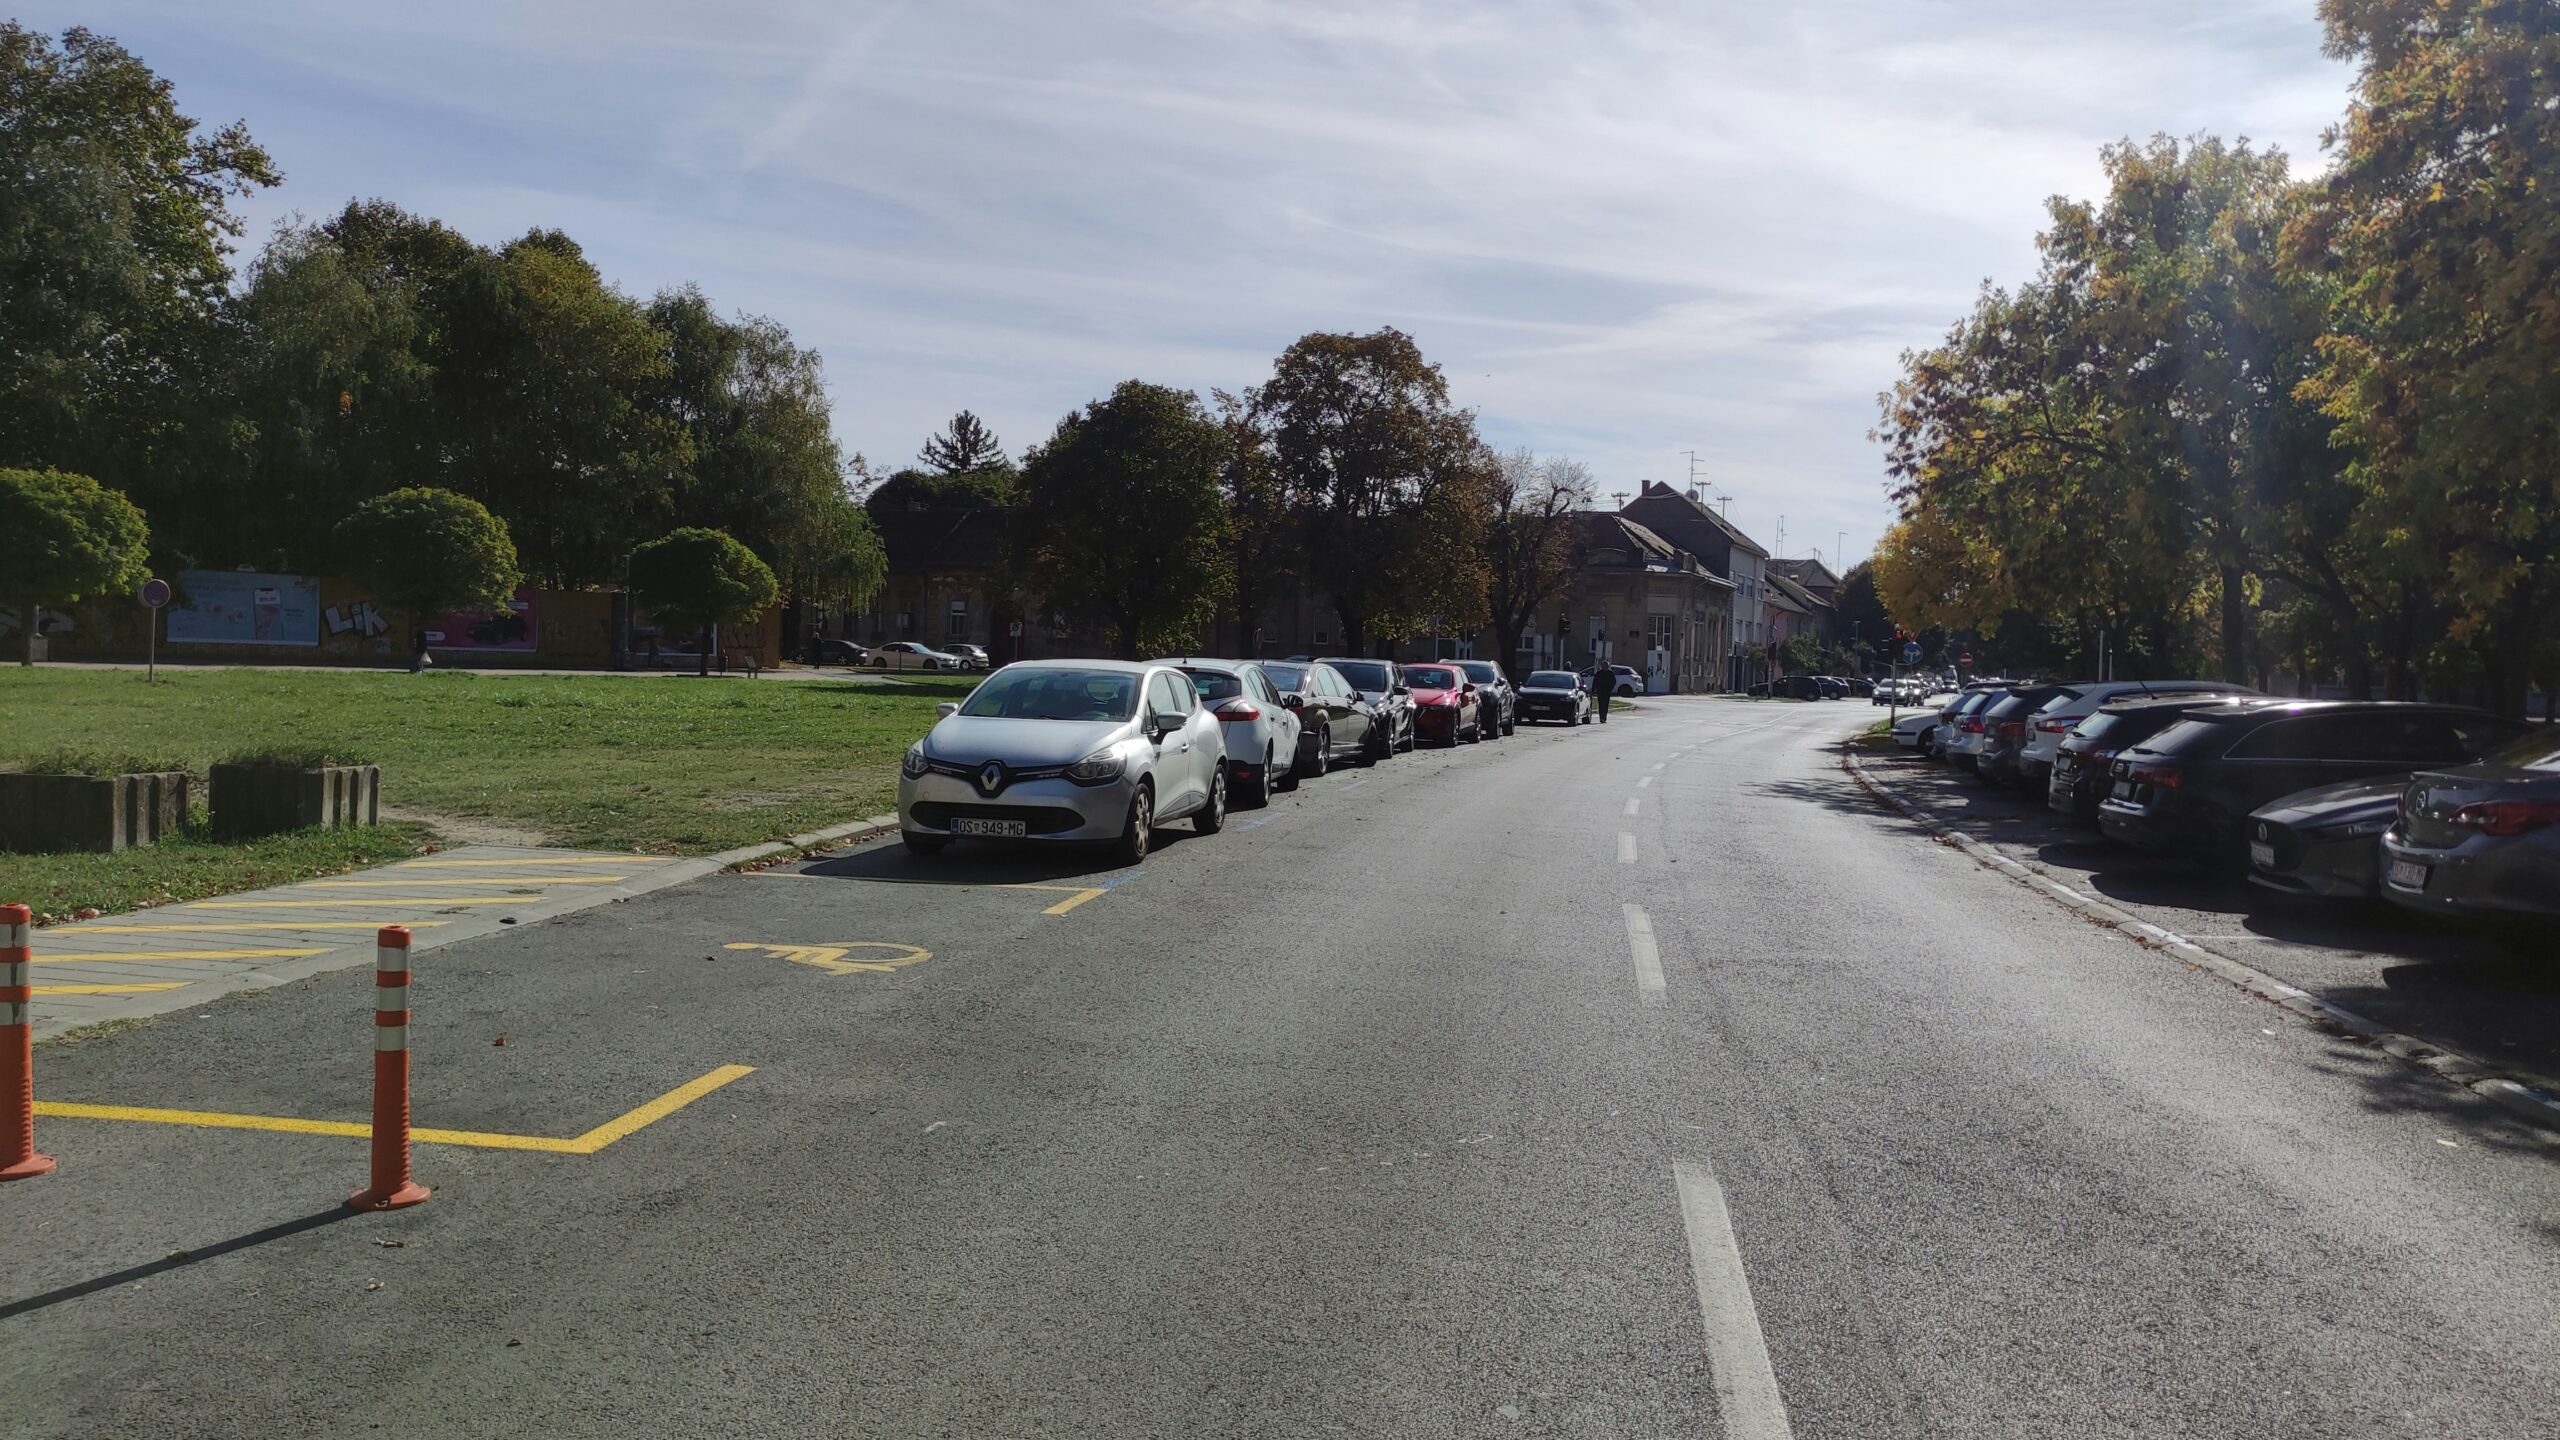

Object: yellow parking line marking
[302,876,621,888]
[31,948,329,963]
[57,922,452,934]
[34,982,191,995]
[403,856,666,868]
[187,898,542,909]
[34,1065,756,1155]
[1040,888,1109,915]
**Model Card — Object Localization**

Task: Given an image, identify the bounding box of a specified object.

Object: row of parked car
[1892,682,2559,924]
[813,639,994,671]
[895,657,1617,862]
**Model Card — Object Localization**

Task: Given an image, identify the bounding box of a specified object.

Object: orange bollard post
[1,903,55,1181]
[348,925,429,1211]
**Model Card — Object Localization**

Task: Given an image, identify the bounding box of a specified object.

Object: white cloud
[53,0,2352,566]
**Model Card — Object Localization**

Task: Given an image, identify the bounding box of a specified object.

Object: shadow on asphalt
[1855,747,2560,1100]
[0,1206,360,1320]
[790,832,1207,886]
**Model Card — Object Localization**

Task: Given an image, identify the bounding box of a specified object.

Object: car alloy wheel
[1239,747,1271,807]
[1116,783,1153,865]
[1305,728,1330,778]
[1195,767,1227,834]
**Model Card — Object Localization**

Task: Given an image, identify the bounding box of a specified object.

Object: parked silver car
[1166,659,1302,806]
[898,660,1227,863]
[2378,723,2560,922]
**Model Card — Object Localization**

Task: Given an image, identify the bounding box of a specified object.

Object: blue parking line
[1096,870,1146,890]
[1237,815,1278,831]
[1338,778,1369,793]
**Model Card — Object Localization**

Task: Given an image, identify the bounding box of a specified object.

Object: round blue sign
[139,578,173,609]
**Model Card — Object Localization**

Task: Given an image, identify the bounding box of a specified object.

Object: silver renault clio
[897,659,1228,863]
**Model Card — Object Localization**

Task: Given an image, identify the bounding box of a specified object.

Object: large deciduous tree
[332,486,522,672]
[1257,328,1494,653]
[0,467,152,664]
[1482,449,1593,665]
[629,526,780,676]
[0,24,277,524]
[1008,381,1233,658]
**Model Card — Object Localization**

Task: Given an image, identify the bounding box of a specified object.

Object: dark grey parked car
[2247,778,2404,899]
[1456,660,1517,737]
[1320,658,1413,758]
[2378,724,2560,923]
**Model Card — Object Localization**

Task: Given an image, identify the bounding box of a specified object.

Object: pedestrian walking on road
[1593,664,1612,724]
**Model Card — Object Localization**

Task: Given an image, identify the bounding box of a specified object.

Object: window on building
[1646,615,1674,651]
[947,599,967,638]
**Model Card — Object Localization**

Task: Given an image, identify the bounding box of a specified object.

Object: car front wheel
[1113,784,1154,865]
[1195,767,1227,833]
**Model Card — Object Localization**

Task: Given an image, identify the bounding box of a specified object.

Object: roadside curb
[703,815,901,871]
[1840,746,2560,1139]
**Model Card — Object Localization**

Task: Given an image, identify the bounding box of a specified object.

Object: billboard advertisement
[421,587,539,652]
[165,571,323,647]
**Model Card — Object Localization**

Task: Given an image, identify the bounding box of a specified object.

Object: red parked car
[1401,663,1486,745]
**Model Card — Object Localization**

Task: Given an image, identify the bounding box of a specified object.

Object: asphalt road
[6,698,2556,1438]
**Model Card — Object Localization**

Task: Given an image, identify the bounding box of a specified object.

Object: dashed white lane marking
[1618,833,1638,864]
[1622,903,1664,1003]
[1624,797,1641,817]
[1652,762,1667,773]
[1672,1160,1796,1440]
[1638,776,1654,788]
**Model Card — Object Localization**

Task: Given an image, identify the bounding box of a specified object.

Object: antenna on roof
[1713,490,1731,516]
[1609,490,1630,509]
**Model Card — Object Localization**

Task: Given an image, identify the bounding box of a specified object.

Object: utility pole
[1776,516,1786,560]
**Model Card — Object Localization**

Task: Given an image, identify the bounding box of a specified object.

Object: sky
[46,1,2355,573]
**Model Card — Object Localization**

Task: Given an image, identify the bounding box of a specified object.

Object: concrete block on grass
[210,763,381,839]
[0,771,190,853]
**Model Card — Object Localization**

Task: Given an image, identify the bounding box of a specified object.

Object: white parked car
[873,641,963,671]
[2016,680,2261,784]
[1165,659,1303,807]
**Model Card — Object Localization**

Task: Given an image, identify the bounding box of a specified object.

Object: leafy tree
[918,410,1010,475]
[0,25,278,503]
[1482,449,1594,665]
[331,486,522,672]
[0,468,151,664]
[861,466,1019,513]
[1256,328,1494,653]
[629,526,779,676]
[1008,381,1233,658]
[1833,561,1891,660]
[1779,631,1824,677]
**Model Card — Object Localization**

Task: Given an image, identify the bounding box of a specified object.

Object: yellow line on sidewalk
[31,948,329,963]
[57,922,452,934]
[403,857,666,868]
[1040,887,1109,915]
[33,1065,757,1155]
[34,982,190,995]
[187,898,541,909]
[302,876,621,888]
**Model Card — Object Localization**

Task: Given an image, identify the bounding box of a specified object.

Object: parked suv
[1319,658,1413,759]
[2048,693,2264,823]
[1975,684,2080,787]
[2098,702,2527,873]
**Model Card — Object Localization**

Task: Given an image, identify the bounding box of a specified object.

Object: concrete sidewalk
[21,817,896,1040]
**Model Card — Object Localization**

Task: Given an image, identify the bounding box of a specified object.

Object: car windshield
[1526,671,1578,688]
[1179,668,1243,701]
[1458,663,1500,683]
[1404,666,1461,688]
[956,668,1137,721]
[1262,663,1307,690]
[2482,724,2560,772]
[1331,661,1390,690]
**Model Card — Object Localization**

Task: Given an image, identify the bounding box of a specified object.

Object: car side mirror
[1281,692,1304,710]
[1148,712,1175,742]
[935,702,959,719]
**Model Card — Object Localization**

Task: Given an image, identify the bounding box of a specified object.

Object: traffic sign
[1903,641,1922,664]
[138,578,171,609]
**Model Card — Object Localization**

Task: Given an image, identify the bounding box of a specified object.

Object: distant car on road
[2099,702,2528,873]
[874,641,963,671]
[1517,669,1593,725]
[1319,658,1412,760]
[1455,660,1517,737]
[2379,723,2560,923]
[898,660,1227,863]
[1401,662,1486,746]
[1582,665,1643,698]
[813,638,871,666]
[1168,659,1301,806]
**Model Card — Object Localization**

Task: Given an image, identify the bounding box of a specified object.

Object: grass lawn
[2,667,977,915]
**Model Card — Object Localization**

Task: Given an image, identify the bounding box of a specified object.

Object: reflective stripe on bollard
[348,925,429,1210]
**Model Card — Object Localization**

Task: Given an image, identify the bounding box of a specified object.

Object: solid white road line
[1672,1160,1796,1440]
[1618,833,1638,864]
[1622,903,1664,1003]
[1624,797,1641,817]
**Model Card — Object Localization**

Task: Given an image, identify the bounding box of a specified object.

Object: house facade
[1618,481,1774,691]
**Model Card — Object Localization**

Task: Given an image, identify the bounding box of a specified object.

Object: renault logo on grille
[977,760,1006,795]
[2256,821,2269,840]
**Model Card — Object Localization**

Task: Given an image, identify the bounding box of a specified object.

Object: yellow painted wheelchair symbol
[725,941,933,976]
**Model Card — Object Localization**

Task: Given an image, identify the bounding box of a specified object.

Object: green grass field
[1,667,975,917]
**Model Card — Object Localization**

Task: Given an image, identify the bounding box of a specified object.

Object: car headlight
[1066,749,1126,784]
[901,743,930,779]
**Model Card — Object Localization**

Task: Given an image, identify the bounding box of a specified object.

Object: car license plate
[950,817,1026,838]
[2386,858,2430,892]
[2111,779,2135,800]
[2249,841,2276,871]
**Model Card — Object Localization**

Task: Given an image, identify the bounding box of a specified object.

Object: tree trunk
[2217,563,2250,686]
[698,624,712,678]
[1492,621,1523,673]
[16,603,35,666]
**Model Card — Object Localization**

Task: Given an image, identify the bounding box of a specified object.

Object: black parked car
[2246,778,2404,899]
[2098,702,2528,873]
[1456,659,1517,737]
[1516,669,1593,725]
[2048,694,2262,823]
[812,637,871,666]
[1260,661,1384,778]
[1319,658,1412,759]
[1974,684,2079,788]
